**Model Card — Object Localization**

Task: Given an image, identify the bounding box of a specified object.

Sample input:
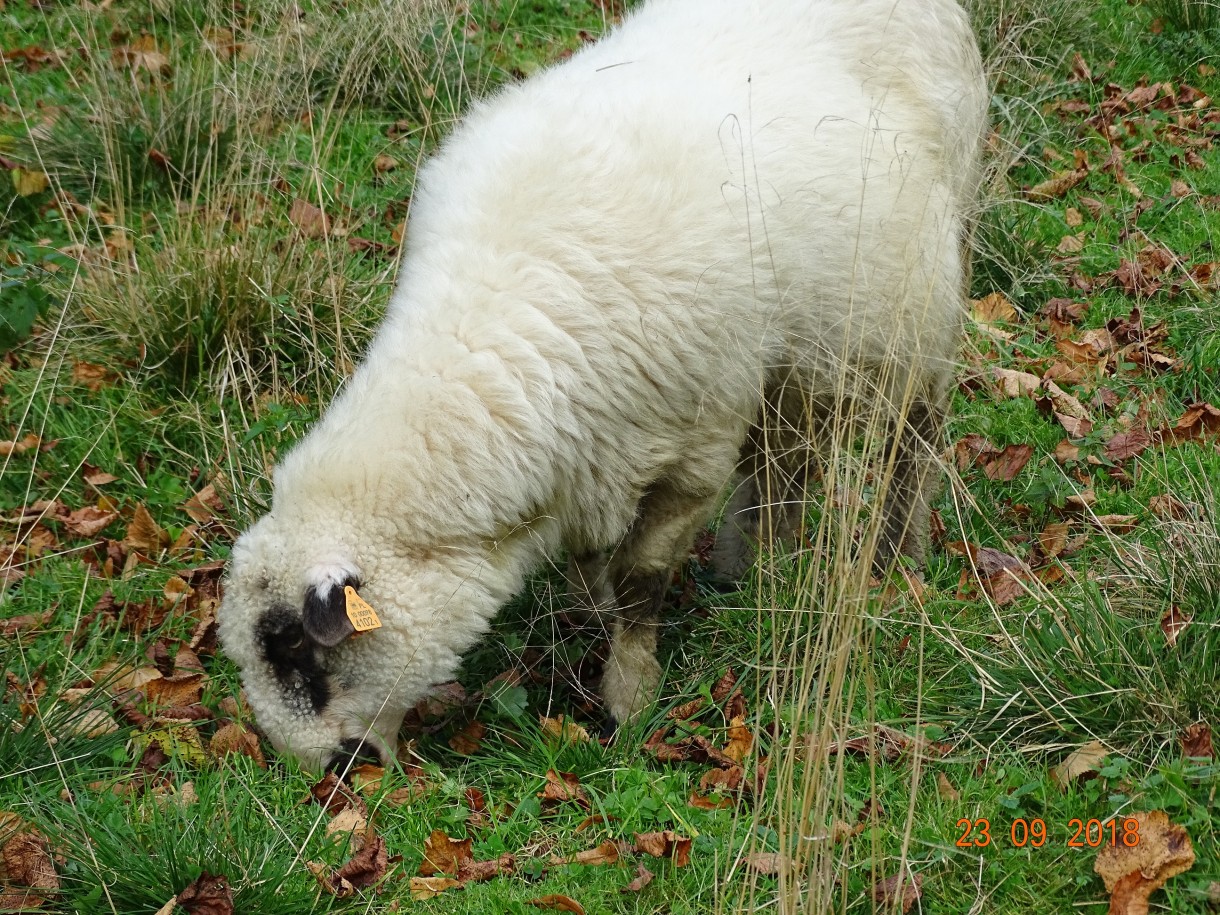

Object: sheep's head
[217,513,474,773]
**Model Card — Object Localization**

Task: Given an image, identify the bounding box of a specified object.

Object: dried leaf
[11,168,49,197]
[289,198,330,238]
[993,368,1041,398]
[63,506,118,538]
[539,715,591,745]
[334,834,388,890]
[710,668,738,702]
[418,829,473,877]
[723,716,753,764]
[325,807,368,845]
[0,823,58,902]
[744,852,790,875]
[145,674,204,709]
[448,720,485,755]
[1148,494,1193,520]
[176,871,233,915]
[621,864,655,892]
[1094,811,1195,915]
[456,853,514,883]
[409,876,462,900]
[936,772,960,802]
[1155,402,1220,446]
[1160,607,1192,648]
[181,485,225,523]
[308,772,367,817]
[1180,723,1212,760]
[209,722,266,768]
[633,831,691,867]
[538,770,590,809]
[112,34,170,75]
[552,840,620,867]
[1104,429,1152,461]
[1052,740,1108,789]
[1026,167,1088,201]
[1037,522,1071,560]
[972,292,1018,324]
[123,504,167,555]
[689,789,734,810]
[871,871,922,913]
[528,895,586,914]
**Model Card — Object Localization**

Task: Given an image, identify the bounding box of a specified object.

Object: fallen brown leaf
[409,876,462,899]
[448,720,485,755]
[1052,740,1108,789]
[972,291,1019,324]
[689,789,734,810]
[744,852,790,876]
[993,367,1041,398]
[710,668,738,702]
[1180,723,1213,760]
[540,715,591,745]
[552,840,621,867]
[333,834,388,890]
[528,894,586,914]
[289,198,330,238]
[1026,167,1089,201]
[1104,429,1152,461]
[176,871,233,915]
[538,770,590,809]
[308,772,367,817]
[1094,811,1195,915]
[1155,402,1220,446]
[871,871,922,913]
[634,831,691,867]
[0,820,58,907]
[723,716,753,764]
[209,722,266,767]
[1160,607,1192,648]
[1148,494,1194,520]
[145,674,204,709]
[621,864,654,892]
[418,829,473,877]
[123,505,167,555]
[63,506,119,538]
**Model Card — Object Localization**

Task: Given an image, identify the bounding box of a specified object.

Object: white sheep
[218,0,988,771]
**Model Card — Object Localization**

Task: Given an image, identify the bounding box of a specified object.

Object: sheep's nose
[324,737,383,774]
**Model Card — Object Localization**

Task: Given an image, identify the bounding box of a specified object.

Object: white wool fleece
[218,0,988,771]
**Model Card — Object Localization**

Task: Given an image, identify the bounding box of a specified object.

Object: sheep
[217,0,988,772]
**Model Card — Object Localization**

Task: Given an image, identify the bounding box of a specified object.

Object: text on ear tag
[344,586,383,632]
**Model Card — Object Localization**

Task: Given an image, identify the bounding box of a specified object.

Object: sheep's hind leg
[876,395,947,571]
[709,384,815,587]
[601,482,724,730]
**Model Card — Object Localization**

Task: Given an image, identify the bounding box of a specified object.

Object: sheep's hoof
[599,716,619,741]
[325,737,382,776]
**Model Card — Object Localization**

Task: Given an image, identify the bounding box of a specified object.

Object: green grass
[2,0,1218,912]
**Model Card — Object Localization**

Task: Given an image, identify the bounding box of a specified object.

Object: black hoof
[600,717,619,741]
[325,737,382,775]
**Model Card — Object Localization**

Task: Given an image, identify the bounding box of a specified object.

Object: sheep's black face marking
[256,606,331,713]
[302,576,361,648]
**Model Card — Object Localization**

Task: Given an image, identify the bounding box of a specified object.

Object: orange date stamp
[955,817,1141,849]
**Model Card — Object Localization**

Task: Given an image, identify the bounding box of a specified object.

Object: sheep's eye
[287,636,305,652]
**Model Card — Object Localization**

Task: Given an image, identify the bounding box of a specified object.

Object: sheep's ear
[302,578,359,648]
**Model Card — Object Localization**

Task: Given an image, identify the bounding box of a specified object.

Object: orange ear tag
[344,586,383,632]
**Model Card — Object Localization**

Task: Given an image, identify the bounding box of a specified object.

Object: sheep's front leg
[600,479,728,728]
[600,570,667,730]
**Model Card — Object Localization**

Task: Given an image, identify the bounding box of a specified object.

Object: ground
[0,1,1217,912]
